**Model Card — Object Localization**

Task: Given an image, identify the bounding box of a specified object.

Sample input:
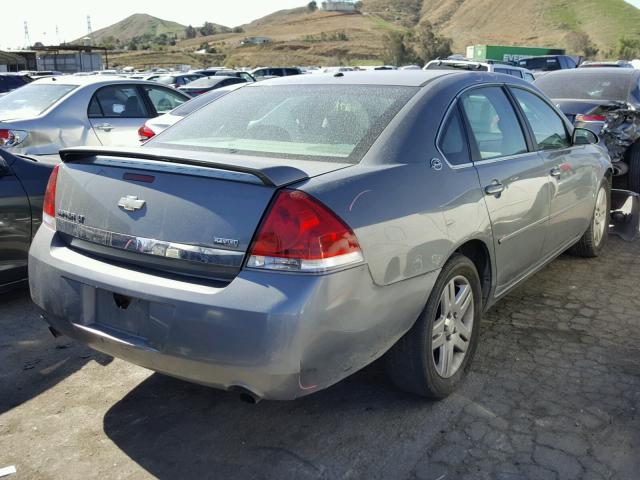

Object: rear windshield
[0,83,76,119]
[146,84,418,163]
[535,72,631,101]
[425,62,488,72]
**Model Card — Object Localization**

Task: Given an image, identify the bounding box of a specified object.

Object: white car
[424,59,535,82]
[139,82,246,140]
[0,76,189,158]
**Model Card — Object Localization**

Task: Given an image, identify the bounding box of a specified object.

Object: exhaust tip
[229,385,262,404]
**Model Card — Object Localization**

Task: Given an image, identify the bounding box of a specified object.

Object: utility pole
[24,21,31,48]
[86,15,94,45]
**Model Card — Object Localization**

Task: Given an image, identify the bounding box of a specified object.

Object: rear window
[147,84,418,163]
[0,83,76,119]
[535,72,631,101]
[518,58,560,71]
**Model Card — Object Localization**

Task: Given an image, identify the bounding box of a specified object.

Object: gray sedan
[29,71,611,401]
[0,76,189,158]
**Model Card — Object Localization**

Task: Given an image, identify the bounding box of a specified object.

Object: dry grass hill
[102,0,640,69]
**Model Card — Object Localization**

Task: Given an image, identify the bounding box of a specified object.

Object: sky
[1,0,640,50]
[0,0,305,49]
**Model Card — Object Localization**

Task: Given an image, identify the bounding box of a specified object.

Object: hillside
[105,0,640,69]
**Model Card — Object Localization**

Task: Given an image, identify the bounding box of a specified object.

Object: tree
[565,31,599,59]
[307,1,317,12]
[618,37,640,60]
[185,25,197,39]
[200,22,216,36]
[127,40,138,51]
[382,31,414,66]
[410,21,452,63]
[354,1,363,11]
[232,26,244,33]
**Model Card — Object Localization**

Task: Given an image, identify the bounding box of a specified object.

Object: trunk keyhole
[113,293,132,310]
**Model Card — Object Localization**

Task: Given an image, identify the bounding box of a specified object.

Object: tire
[570,179,610,258]
[385,254,482,399]
[627,142,640,194]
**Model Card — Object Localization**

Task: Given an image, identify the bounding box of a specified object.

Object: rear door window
[508,69,523,78]
[511,88,570,150]
[460,87,528,161]
[91,85,148,118]
[142,85,187,115]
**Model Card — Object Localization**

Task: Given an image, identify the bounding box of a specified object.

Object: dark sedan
[535,68,640,189]
[0,151,55,291]
[178,76,247,97]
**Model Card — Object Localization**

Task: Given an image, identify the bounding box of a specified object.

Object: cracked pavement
[1,236,639,479]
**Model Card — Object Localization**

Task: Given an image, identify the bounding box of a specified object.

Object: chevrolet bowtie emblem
[118,195,146,212]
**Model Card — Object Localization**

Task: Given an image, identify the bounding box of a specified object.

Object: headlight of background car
[0,129,28,148]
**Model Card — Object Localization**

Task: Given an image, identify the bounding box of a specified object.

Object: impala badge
[118,195,146,212]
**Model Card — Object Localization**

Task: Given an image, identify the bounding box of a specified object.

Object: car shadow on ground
[102,362,463,480]
[0,287,112,415]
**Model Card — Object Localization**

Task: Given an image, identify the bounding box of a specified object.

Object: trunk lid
[55,146,351,281]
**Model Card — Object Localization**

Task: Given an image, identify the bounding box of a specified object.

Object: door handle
[550,166,562,177]
[484,182,505,196]
[96,123,114,132]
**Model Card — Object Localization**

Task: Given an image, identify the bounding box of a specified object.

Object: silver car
[0,76,189,158]
[29,71,611,401]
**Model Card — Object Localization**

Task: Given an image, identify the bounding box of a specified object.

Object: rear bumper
[29,226,438,400]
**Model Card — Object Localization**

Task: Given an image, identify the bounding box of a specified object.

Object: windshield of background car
[535,72,631,101]
[147,84,418,163]
[0,83,76,119]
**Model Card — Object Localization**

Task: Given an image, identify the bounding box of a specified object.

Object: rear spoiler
[59,146,311,187]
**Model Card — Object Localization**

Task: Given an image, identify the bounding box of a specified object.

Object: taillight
[575,114,606,122]
[138,124,155,141]
[247,190,364,272]
[42,164,60,229]
[0,129,28,147]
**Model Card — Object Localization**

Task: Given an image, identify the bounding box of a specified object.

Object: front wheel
[570,179,610,258]
[385,254,482,399]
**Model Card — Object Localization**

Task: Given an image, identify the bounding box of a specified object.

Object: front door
[509,87,596,253]
[459,86,551,292]
[88,85,149,146]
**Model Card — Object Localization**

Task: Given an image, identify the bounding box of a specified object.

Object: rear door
[460,86,551,292]
[510,87,595,253]
[0,157,31,286]
[88,85,150,146]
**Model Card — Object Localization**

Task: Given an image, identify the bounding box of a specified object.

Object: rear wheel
[386,254,482,399]
[570,179,610,258]
[626,142,640,193]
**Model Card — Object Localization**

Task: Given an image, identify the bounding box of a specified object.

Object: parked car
[424,59,535,82]
[516,55,579,73]
[535,68,640,188]
[30,71,610,402]
[178,76,246,97]
[152,73,204,89]
[18,70,63,79]
[190,68,229,77]
[579,60,634,69]
[250,67,302,79]
[0,151,55,292]
[0,73,32,95]
[0,76,189,158]
[213,70,256,82]
[139,83,247,140]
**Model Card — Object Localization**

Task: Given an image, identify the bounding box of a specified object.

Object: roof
[30,76,163,87]
[253,70,459,87]
[541,67,639,78]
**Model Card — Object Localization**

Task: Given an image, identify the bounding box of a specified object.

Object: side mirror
[572,127,599,146]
